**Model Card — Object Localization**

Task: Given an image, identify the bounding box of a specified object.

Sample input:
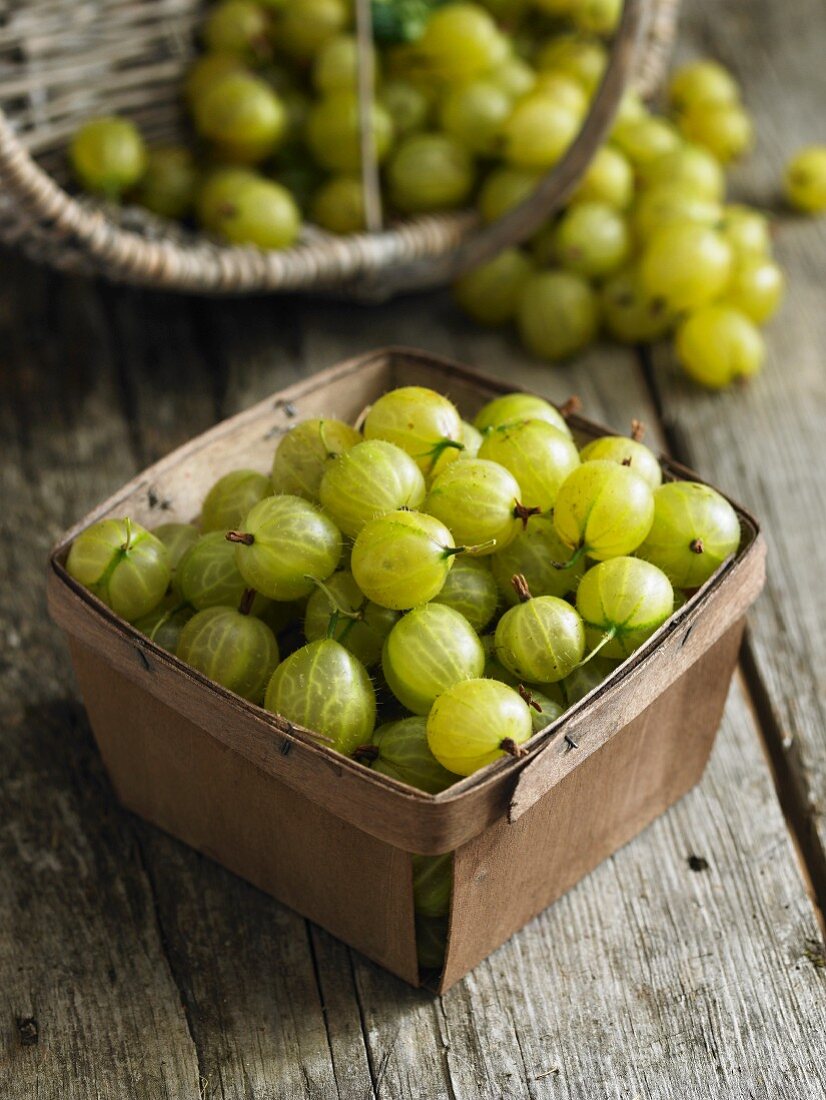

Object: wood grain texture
[2,254,826,1098]
[4,0,826,1078]
[0,271,201,1099]
[648,0,826,908]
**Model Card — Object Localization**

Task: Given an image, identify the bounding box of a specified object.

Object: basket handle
[371,0,649,298]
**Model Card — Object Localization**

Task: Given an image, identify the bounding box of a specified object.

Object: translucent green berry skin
[553,460,655,560]
[200,468,271,532]
[194,73,286,164]
[388,133,474,213]
[382,603,485,715]
[494,596,585,684]
[481,636,567,708]
[70,116,147,197]
[473,393,570,438]
[427,678,532,777]
[66,518,170,623]
[562,656,621,706]
[370,717,457,794]
[264,638,376,755]
[676,306,765,390]
[151,522,200,582]
[177,607,280,703]
[576,556,674,658]
[272,418,362,502]
[522,686,565,733]
[478,420,580,513]
[516,271,599,361]
[425,458,522,554]
[432,556,499,632]
[176,531,249,609]
[640,224,732,313]
[363,386,464,476]
[234,495,342,601]
[636,481,741,588]
[203,0,271,61]
[459,420,484,458]
[134,145,198,219]
[784,145,826,214]
[303,571,398,667]
[320,439,426,537]
[412,854,452,918]
[579,436,663,490]
[134,599,196,653]
[491,515,584,604]
[206,177,301,248]
[453,249,534,327]
[351,510,455,610]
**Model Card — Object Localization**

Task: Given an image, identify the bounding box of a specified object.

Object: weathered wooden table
[2,0,825,1096]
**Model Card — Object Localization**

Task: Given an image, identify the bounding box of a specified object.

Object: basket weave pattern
[0,0,678,295]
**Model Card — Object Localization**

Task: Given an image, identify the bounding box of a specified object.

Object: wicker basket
[0,0,678,298]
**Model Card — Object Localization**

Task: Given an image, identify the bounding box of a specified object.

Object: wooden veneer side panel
[70,639,421,987]
[440,621,745,992]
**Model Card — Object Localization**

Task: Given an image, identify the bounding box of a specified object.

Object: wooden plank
[0,268,200,1100]
[4,13,826,1081]
[98,280,375,1100]
[648,0,826,905]
[136,832,374,1100]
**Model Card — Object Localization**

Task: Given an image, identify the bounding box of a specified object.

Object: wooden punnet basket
[46,348,766,992]
[0,0,678,297]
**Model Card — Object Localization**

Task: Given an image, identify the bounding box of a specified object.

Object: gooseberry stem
[500,737,528,759]
[443,538,498,558]
[238,589,256,616]
[511,573,533,603]
[122,516,134,554]
[305,575,364,620]
[690,538,705,554]
[318,419,338,459]
[353,403,371,432]
[145,601,188,643]
[517,684,542,713]
[573,629,617,669]
[352,744,380,763]
[226,530,255,545]
[426,438,465,475]
[552,544,586,571]
[513,501,541,528]
[559,395,582,419]
[630,418,646,442]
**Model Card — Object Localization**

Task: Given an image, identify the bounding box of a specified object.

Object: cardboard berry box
[47,347,766,992]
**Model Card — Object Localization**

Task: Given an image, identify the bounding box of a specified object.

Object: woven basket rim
[0,0,680,296]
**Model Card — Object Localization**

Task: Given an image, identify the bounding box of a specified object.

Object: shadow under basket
[47,348,766,993]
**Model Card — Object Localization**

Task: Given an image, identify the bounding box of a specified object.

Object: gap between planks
[636,348,826,939]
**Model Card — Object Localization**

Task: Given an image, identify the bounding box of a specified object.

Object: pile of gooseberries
[66,382,743,968]
[66,3,825,387]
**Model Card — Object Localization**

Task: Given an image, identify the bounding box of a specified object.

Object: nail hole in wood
[17,1017,38,1047]
[147,487,172,510]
